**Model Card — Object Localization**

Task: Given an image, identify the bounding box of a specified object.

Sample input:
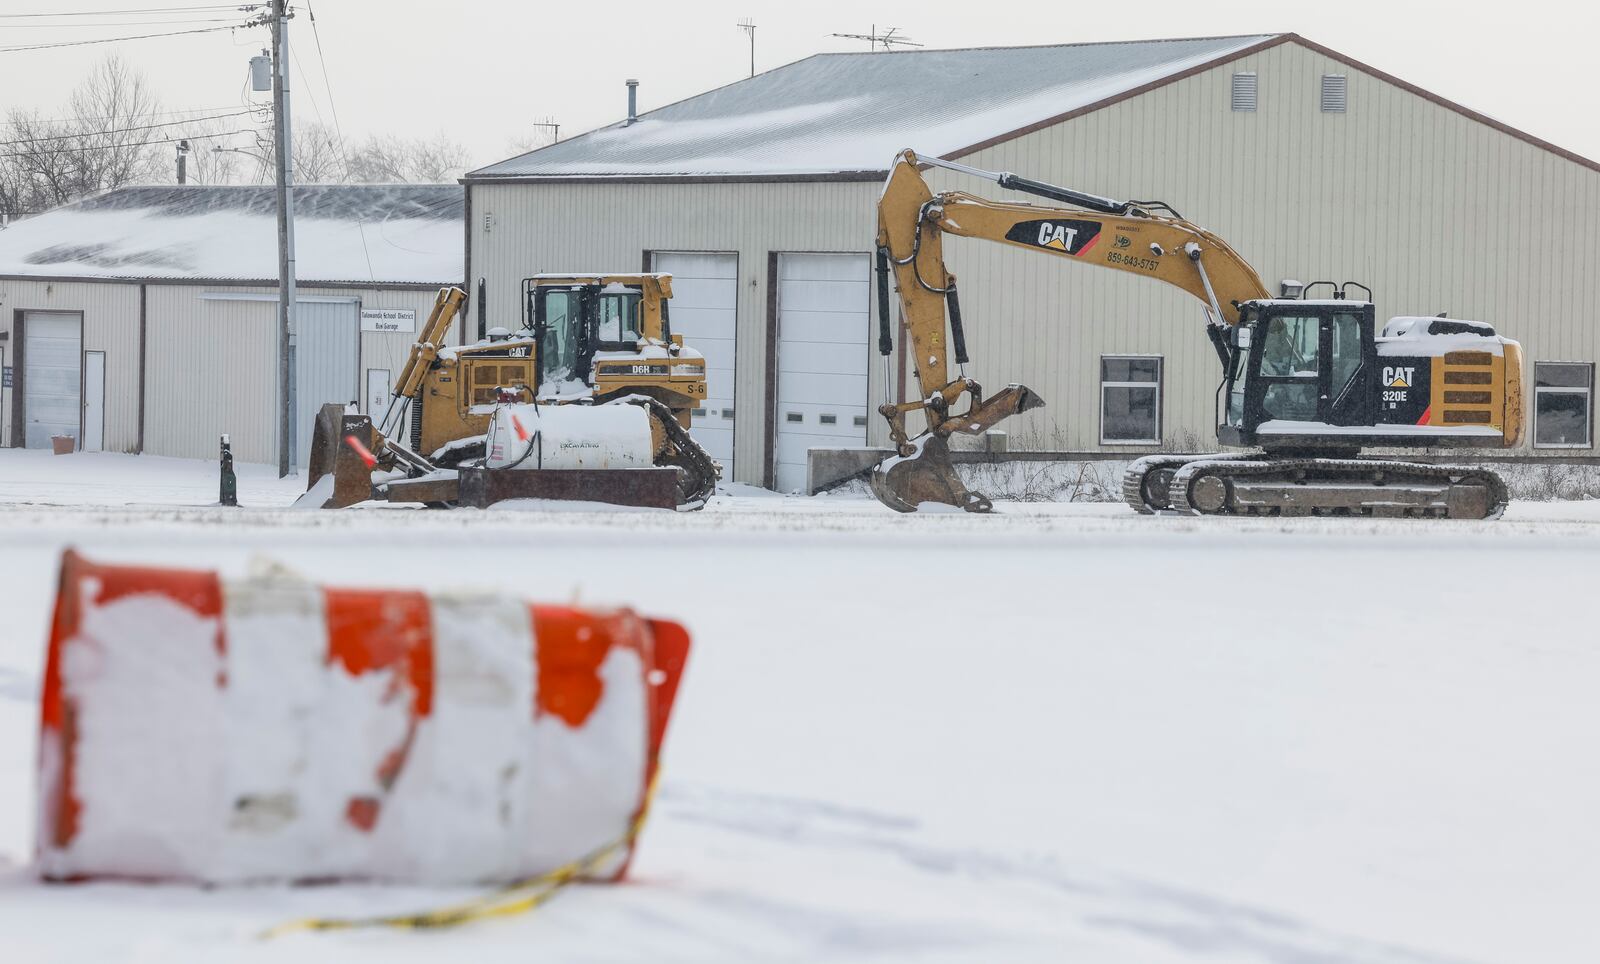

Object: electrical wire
[0,23,249,53]
[0,128,255,159]
[1,17,250,29]
[304,0,375,280]
[0,109,263,147]
[0,5,251,17]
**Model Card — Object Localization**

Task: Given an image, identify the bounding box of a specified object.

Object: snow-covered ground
[1,449,1598,963]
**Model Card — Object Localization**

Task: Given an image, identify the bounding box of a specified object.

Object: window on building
[1231,72,1258,112]
[1101,356,1162,444]
[1534,362,1593,448]
[1321,74,1348,113]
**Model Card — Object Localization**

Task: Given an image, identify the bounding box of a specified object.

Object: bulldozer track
[1163,456,1509,520]
[619,396,720,511]
[1120,453,1251,514]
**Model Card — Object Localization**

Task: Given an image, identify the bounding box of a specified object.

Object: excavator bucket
[870,434,992,513]
[37,549,691,885]
[298,403,376,508]
[870,384,1044,513]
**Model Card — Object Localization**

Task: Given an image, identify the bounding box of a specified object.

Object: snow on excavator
[300,275,719,510]
[872,149,1523,518]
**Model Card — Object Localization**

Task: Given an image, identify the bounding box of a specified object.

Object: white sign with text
[360,308,417,333]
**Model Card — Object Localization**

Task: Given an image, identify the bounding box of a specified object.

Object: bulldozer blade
[299,403,376,508]
[457,466,681,510]
[869,434,993,514]
[942,383,1045,436]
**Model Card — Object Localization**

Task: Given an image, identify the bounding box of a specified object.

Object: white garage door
[23,312,81,449]
[775,253,871,493]
[290,300,359,469]
[652,252,737,482]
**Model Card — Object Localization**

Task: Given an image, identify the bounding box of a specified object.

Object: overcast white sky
[2,0,1597,173]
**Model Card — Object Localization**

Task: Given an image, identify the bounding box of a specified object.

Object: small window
[853,415,868,427]
[1231,72,1258,112]
[1101,356,1162,445]
[819,414,837,425]
[786,412,803,423]
[1321,74,1347,113]
[691,407,706,417]
[1534,362,1593,448]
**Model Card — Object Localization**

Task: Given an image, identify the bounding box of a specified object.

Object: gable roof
[0,184,463,286]
[468,35,1280,181]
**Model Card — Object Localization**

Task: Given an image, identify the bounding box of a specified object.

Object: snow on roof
[0,184,463,285]
[469,35,1279,179]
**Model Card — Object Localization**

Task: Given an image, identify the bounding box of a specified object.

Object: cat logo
[1382,365,1416,388]
[1036,222,1079,251]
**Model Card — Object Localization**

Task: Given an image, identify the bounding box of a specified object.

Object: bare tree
[291,122,346,183]
[346,131,470,183]
[0,55,164,217]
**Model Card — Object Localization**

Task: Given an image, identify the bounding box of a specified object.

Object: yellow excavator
[303,274,719,510]
[872,149,1523,518]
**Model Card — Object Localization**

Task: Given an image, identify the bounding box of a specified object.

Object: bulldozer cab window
[597,289,642,346]
[537,288,582,387]
[1259,315,1320,421]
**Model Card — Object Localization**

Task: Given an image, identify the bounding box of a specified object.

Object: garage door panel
[778,371,866,406]
[656,252,736,280]
[775,253,870,492]
[779,255,870,282]
[775,341,867,377]
[654,252,738,480]
[23,313,82,449]
[778,279,871,315]
[666,278,737,312]
[780,310,871,347]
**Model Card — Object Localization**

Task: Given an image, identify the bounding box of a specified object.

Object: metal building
[466,33,1600,490]
[0,185,463,466]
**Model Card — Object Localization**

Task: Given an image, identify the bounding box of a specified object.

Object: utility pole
[738,19,756,77]
[270,0,297,478]
[176,139,189,184]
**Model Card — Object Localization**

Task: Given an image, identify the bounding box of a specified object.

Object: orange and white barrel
[36,550,689,886]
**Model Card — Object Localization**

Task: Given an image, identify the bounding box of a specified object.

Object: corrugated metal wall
[471,39,1600,479]
[141,285,450,464]
[0,280,140,451]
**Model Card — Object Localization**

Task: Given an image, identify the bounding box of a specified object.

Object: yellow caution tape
[261,774,659,938]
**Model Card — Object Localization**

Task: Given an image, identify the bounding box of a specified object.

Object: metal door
[775,253,871,493]
[365,368,391,416]
[82,350,105,452]
[23,312,81,449]
[292,301,359,470]
[652,252,737,481]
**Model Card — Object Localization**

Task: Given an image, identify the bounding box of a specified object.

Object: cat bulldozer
[301,274,719,510]
[871,149,1523,519]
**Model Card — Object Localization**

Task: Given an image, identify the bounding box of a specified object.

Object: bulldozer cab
[524,274,675,391]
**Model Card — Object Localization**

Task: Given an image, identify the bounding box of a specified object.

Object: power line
[0,109,262,147]
[0,23,249,53]
[305,0,374,280]
[0,5,250,17]
[2,17,250,29]
[0,128,254,159]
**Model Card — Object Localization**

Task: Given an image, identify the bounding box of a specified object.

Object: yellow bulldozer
[301,273,720,510]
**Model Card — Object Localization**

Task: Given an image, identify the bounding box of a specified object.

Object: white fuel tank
[485,403,655,470]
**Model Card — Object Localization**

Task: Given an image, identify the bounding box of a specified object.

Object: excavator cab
[1221,300,1376,448]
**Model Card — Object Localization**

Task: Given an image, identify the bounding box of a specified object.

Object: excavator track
[1164,456,1508,520]
[1121,453,1254,513]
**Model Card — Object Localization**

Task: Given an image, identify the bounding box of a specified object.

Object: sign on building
[2,366,10,388]
[360,308,416,333]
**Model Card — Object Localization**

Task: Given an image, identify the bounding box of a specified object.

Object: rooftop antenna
[830,24,922,52]
[529,117,560,144]
[737,19,756,78]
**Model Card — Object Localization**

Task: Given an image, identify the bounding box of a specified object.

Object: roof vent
[1230,72,1257,112]
[1321,74,1347,113]
[624,79,639,126]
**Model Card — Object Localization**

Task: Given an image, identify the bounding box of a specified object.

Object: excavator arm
[870,149,1271,512]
